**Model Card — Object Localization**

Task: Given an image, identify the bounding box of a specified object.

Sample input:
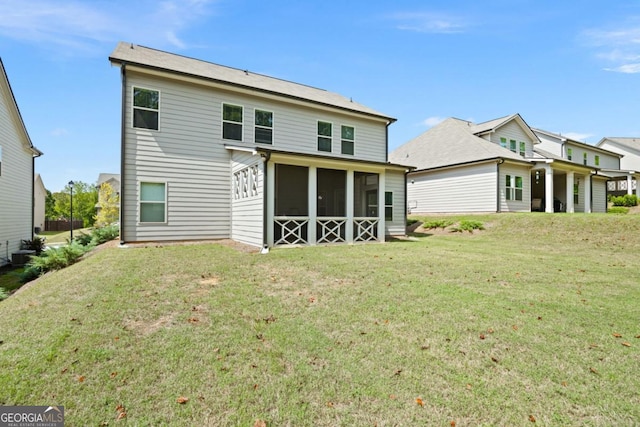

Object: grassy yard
[0,214,638,426]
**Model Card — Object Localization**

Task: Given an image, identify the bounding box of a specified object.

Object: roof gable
[471,113,539,143]
[598,137,640,155]
[389,117,529,171]
[535,129,622,157]
[109,42,395,123]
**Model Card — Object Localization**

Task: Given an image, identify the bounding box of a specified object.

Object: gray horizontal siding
[499,163,531,212]
[231,151,264,247]
[408,163,497,213]
[592,178,607,213]
[384,170,406,235]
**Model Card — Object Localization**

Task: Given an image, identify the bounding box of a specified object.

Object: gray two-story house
[109,43,410,248]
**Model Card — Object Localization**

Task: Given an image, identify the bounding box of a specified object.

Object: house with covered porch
[109,43,410,248]
[595,137,640,197]
[390,114,607,214]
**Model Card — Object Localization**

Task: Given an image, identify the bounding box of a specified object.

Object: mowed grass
[1,213,639,426]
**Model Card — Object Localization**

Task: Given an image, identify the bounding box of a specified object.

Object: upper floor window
[318,121,332,152]
[223,104,243,141]
[341,125,355,155]
[583,152,588,165]
[500,137,507,148]
[509,139,517,153]
[255,109,273,144]
[519,141,526,157]
[133,87,159,130]
[595,155,600,166]
[140,182,166,223]
[567,148,573,160]
[506,175,523,201]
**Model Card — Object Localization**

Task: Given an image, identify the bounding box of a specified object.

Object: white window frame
[499,137,507,148]
[567,148,573,160]
[505,175,523,201]
[254,109,273,145]
[583,152,588,165]
[509,139,517,153]
[139,181,167,224]
[519,141,526,157]
[595,155,600,166]
[132,86,160,131]
[384,191,393,221]
[341,124,355,155]
[317,120,332,152]
[222,103,244,141]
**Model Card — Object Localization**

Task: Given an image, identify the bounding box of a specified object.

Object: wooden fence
[45,220,84,232]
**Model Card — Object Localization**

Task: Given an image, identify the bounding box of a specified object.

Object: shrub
[608,206,629,214]
[611,194,638,207]
[423,219,454,230]
[450,220,485,233]
[0,287,9,301]
[20,237,46,255]
[20,242,88,283]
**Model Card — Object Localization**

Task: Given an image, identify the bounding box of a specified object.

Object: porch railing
[317,217,346,244]
[274,216,308,245]
[354,218,378,242]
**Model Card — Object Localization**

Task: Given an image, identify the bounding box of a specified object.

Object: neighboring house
[109,43,410,248]
[34,173,46,233]
[0,58,43,266]
[595,138,640,197]
[390,114,607,214]
[95,172,121,220]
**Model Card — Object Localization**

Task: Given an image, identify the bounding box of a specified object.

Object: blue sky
[1,0,639,192]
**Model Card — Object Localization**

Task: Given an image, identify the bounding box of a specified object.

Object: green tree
[95,182,120,226]
[53,181,99,227]
[44,189,56,220]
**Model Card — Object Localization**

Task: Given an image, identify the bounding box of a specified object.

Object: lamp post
[69,180,74,241]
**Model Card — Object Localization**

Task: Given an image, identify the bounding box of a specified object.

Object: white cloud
[582,22,640,73]
[390,12,469,34]
[0,0,216,54]
[422,116,446,127]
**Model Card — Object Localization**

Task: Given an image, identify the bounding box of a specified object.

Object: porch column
[635,176,640,198]
[266,161,275,246]
[308,166,317,245]
[584,174,592,213]
[565,171,575,213]
[378,170,386,242]
[545,165,554,213]
[346,170,354,244]
[627,175,633,195]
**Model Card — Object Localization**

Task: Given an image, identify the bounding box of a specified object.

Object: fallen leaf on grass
[451,421,456,427]
[590,367,599,374]
[491,357,499,363]
[110,372,117,378]
[621,342,631,347]
[187,317,199,323]
[416,397,424,407]
[115,404,126,420]
[254,420,267,427]
[561,381,567,387]
[613,332,622,338]
[512,325,519,331]
[176,396,189,404]
[529,414,536,423]
[77,375,85,383]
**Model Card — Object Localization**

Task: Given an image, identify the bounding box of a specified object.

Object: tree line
[45,181,119,228]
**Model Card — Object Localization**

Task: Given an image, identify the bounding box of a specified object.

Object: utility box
[12,250,35,267]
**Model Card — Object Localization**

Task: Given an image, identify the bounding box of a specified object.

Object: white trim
[340,124,356,156]
[254,108,274,145]
[317,120,333,153]
[138,180,168,224]
[132,86,160,131]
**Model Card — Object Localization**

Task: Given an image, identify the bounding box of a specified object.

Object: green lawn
[1,213,639,425]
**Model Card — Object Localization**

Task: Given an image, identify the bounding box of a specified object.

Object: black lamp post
[69,180,74,241]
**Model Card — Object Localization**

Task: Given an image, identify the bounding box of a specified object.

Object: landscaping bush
[608,206,629,214]
[611,194,638,207]
[450,220,485,233]
[0,287,8,301]
[20,237,46,255]
[422,219,454,230]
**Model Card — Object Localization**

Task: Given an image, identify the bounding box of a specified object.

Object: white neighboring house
[0,58,42,266]
[595,137,640,196]
[109,43,411,248]
[34,173,46,233]
[390,114,607,214]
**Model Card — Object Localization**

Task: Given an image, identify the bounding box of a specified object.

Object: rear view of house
[109,43,410,248]
[0,58,42,265]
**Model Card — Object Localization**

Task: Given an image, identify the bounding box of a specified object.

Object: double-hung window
[223,104,243,141]
[509,139,517,153]
[519,141,526,157]
[341,125,355,155]
[595,155,600,166]
[567,148,573,160]
[318,121,332,152]
[255,109,273,144]
[384,192,393,221]
[133,87,159,130]
[583,152,588,165]
[505,175,523,201]
[499,137,507,148]
[140,182,166,223]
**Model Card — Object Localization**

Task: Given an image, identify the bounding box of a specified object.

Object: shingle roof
[109,42,395,122]
[389,117,529,171]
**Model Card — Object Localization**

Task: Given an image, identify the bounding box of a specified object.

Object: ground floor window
[506,175,523,201]
[140,182,166,223]
[574,183,579,204]
[385,192,393,221]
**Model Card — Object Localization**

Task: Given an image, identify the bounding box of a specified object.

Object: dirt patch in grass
[122,313,178,336]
